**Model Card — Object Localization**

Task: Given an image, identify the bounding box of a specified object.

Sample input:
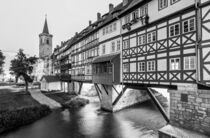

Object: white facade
[41,79,61,91]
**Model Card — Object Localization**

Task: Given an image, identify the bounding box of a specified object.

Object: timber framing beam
[112,86,120,95]
[78,82,83,95]
[147,88,170,123]
[112,86,128,106]
[94,83,102,102]
[123,83,177,90]
[102,84,109,95]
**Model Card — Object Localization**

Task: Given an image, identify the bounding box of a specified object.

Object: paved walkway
[29,89,62,109]
[159,125,209,138]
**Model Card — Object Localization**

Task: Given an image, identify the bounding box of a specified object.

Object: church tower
[39,17,53,58]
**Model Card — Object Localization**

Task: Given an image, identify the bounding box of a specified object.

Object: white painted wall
[99,37,122,56]
[99,20,121,42]
[121,0,195,34]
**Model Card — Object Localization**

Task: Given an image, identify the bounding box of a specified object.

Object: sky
[0,0,121,77]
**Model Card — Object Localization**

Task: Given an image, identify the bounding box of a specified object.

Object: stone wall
[169,84,210,136]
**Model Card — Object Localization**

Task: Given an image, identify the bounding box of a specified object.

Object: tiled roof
[42,18,49,34]
[41,75,60,82]
[59,0,148,51]
[92,53,120,63]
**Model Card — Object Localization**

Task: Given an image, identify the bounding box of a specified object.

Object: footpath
[29,89,61,109]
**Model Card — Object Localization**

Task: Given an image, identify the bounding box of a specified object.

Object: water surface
[0,100,166,138]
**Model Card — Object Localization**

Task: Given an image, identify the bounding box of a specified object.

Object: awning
[92,53,120,64]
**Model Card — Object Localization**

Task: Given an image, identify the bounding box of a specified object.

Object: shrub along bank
[0,91,51,134]
[43,92,89,109]
[0,105,51,133]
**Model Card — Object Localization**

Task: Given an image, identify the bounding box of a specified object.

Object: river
[0,100,166,138]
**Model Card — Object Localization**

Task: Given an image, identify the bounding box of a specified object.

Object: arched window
[46,39,49,44]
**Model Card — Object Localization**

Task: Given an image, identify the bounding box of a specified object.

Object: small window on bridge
[181,94,188,102]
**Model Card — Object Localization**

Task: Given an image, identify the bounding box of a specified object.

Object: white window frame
[140,5,148,17]
[123,40,129,49]
[171,0,180,5]
[123,63,129,72]
[102,45,106,54]
[184,56,196,70]
[132,9,139,20]
[147,31,156,43]
[183,18,195,33]
[138,34,146,45]
[169,23,180,37]
[139,62,145,72]
[125,14,130,24]
[117,40,121,51]
[147,61,155,71]
[170,58,180,70]
[113,23,117,31]
[159,0,168,10]
[111,42,115,52]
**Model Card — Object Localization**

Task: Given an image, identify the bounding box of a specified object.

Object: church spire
[42,16,49,34]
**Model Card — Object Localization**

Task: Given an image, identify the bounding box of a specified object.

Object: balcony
[122,15,149,30]
[56,73,71,82]
[92,53,120,85]
[71,75,92,82]
[60,63,71,70]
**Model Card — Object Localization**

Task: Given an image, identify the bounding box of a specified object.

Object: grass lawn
[0,88,40,111]
[0,87,51,134]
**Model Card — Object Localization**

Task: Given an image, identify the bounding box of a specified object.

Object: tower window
[46,39,49,44]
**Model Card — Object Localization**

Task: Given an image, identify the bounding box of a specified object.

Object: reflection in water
[0,101,166,138]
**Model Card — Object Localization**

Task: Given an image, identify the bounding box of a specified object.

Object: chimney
[75,32,78,36]
[123,0,129,6]
[89,20,92,26]
[97,12,101,21]
[109,3,114,13]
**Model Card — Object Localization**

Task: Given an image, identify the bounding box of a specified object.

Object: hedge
[0,105,51,133]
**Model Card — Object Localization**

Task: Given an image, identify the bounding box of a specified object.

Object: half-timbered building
[51,0,210,136]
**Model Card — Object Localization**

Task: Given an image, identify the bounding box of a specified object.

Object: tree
[0,50,5,75]
[10,49,37,92]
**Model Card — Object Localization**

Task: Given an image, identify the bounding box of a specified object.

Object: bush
[0,105,51,133]
[63,97,89,109]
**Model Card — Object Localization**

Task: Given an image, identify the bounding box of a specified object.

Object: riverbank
[0,87,51,134]
[43,92,89,109]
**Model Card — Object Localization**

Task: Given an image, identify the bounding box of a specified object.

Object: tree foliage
[0,50,5,74]
[10,49,37,91]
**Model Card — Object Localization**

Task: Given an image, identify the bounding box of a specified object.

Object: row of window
[102,22,117,36]
[93,63,112,74]
[123,18,195,49]
[159,0,180,10]
[123,56,195,72]
[169,18,195,37]
[124,5,148,24]
[72,47,99,63]
[102,40,121,54]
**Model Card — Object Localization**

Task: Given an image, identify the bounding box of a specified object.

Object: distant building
[32,17,54,82]
[39,18,53,59]
[40,75,61,92]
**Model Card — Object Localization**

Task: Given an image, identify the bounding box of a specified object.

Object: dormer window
[132,10,139,20]
[125,14,130,24]
[140,5,148,17]
[159,0,168,10]
[171,0,180,5]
